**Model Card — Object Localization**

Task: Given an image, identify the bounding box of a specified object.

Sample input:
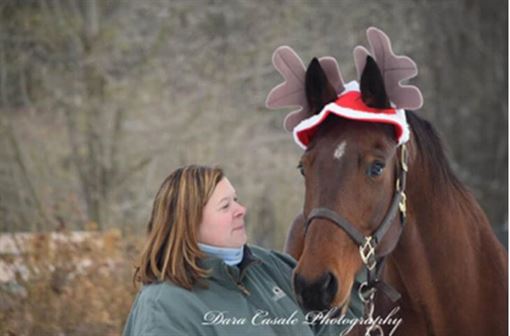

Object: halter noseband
[304,144,409,303]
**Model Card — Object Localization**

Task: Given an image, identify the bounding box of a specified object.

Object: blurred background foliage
[0,0,507,245]
[0,0,507,334]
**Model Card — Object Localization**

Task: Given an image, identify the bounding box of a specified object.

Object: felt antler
[354,27,423,110]
[266,46,345,132]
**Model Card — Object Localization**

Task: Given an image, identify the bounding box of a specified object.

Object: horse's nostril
[293,272,338,311]
[322,272,333,291]
[321,272,338,306]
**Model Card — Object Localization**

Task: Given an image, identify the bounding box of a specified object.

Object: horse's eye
[368,161,385,177]
[297,162,305,176]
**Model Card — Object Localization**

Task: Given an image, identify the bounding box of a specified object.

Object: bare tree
[0,0,505,248]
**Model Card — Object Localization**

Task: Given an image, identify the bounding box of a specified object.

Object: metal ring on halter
[358,281,376,303]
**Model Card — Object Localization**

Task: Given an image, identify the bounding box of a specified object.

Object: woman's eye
[222,203,230,209]
[297,163,305,176]
[368,161,385,177]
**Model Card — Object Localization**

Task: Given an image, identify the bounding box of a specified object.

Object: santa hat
[293,81,410,150]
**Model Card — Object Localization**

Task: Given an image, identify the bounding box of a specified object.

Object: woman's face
[198,177,247,248]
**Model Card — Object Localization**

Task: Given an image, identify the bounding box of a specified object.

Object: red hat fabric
[293,81,410,149]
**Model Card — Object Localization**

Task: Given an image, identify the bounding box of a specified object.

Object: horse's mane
[405,110,496,239]
[406,110,467,196]
[406,111,505,277]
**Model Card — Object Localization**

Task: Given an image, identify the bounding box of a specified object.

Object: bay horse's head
[266,28,423,312]
[294,58,406,312]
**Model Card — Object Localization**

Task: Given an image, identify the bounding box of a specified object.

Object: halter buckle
[399,192,407,218]
[400,144,408,172]
[359,236,377,270]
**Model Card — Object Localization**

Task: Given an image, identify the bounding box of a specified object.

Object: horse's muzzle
[293,271,338,311]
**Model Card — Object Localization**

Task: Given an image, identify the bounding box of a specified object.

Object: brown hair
[134,165,224,289]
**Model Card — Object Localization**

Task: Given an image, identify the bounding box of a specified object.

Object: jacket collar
[199,245,262,284]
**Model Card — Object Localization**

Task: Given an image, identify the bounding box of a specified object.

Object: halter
[304,144,409,331]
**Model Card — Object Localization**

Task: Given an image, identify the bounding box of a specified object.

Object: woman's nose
[235,203,246,217]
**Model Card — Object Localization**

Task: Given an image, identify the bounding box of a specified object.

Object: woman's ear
[360,55,390,108]
[305,58,338,115]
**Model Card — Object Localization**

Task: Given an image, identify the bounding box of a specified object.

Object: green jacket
[123,245,363,336]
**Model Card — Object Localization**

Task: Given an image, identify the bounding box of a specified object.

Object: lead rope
[358,144,408,336]
[358,281,383,335]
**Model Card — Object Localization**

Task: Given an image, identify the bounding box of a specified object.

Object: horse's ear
[360,56,391,109]
[305,58,338,115]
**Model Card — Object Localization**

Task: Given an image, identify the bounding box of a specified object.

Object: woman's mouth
[233,224,245,231]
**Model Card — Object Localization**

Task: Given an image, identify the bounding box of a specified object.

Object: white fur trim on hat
[293,81,410,150]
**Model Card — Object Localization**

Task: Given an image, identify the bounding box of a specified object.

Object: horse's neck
[385,167,507,335]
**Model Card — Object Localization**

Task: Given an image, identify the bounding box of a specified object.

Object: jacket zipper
[236,282,250,296]
[224,265,251,296]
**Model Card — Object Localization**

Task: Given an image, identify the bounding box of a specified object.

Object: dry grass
[0,230,142,336]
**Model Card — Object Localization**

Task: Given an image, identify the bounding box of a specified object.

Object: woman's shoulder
[125,282,207,336]
[137,281,194,307]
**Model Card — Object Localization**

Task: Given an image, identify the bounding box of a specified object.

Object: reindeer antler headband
[353,28,422,110]
[265,47,346,132]
[266,27,423,149]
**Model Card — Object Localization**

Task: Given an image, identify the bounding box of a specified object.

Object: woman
[123,165,361,336]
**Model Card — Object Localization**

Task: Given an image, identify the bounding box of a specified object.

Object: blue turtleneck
[198,243,244,266]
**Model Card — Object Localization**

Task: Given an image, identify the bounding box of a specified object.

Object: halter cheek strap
[304,144,408,303]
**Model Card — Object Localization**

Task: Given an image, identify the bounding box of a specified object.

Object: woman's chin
[238,232,248,246]
[233,227,247,240]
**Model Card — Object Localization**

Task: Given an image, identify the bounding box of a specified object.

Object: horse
[269,29,508,335]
